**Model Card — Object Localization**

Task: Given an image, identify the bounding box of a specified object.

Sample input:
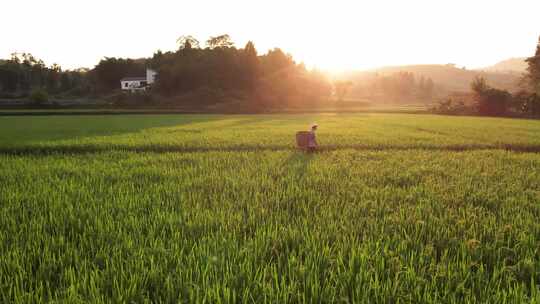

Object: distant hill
[341,64,522,94]
[479,58,528,73]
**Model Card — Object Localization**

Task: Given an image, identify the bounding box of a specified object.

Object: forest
[1,34,540,116]
[0,35,331,110]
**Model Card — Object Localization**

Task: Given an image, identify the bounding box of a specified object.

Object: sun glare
[2,0,539,70]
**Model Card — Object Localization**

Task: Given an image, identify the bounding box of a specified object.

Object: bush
[514,91,540,117]
[470,77,512,116]
[29,88,49,105]
[431,98,473,115]
[474,88,511,116]
[171,87,227,108]
[105,90,158,107]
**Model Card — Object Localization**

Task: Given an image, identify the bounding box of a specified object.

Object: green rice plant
[0,114,539,303]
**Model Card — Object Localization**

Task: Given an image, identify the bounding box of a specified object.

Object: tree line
[344,72,435,102]
[0,35,332,110]
[145,35,331,109]
[0,53,90,101]
[2,33,540,116]
[433,35,540,117]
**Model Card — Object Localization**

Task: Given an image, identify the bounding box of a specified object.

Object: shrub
[105,90,159,107]
[29,88,49,105]
[431,98,473,115]
[171,87,227,108]
[469,77,512,116]
[514,91,540,117]
[474,88,512,116]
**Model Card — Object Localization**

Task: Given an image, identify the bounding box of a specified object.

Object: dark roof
[120,77,146,81]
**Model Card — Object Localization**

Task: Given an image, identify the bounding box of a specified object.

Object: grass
[0,113,539,303]
[1,113,540,151]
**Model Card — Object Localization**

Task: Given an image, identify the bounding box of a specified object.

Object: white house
[146,68,157,84]
[120,68,157,91]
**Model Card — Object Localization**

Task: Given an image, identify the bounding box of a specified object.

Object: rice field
[1,113,539,303]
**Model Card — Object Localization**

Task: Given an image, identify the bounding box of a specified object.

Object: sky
[1,0,539,71]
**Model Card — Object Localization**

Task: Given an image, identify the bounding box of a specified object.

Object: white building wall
[121,80,146,91]
[146,69,157,84]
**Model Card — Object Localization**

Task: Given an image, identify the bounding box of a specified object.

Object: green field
[1,114,539,303]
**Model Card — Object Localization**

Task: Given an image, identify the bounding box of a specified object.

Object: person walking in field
[308,123,318,152]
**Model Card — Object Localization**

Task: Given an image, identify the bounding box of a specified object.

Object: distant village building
[120,68,157,91]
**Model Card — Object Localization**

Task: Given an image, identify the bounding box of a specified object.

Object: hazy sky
[1,0,539,71]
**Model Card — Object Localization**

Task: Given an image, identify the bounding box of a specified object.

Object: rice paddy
[0,113,539,303]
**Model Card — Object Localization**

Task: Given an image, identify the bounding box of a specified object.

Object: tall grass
[0,114,539,302]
